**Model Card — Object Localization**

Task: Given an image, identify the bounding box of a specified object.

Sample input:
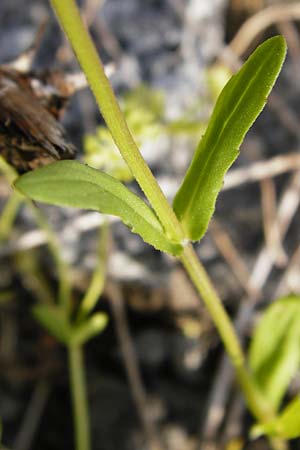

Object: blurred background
[0,1,300,449]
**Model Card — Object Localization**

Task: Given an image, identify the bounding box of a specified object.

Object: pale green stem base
[180,244,275,423]
[68,345,91,450]
[0,192,22,242]
[77,222,108,321]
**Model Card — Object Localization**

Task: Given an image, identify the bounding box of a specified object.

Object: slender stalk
[50,0,184,244]
[180,244,274,422]
[30,204,71,311]
[0,191,22,242]
[0,157,71,310]
[77,221,108,321]
[68,345,91,450]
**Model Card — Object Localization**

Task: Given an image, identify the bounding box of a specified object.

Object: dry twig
[260,177,287,267]
[209,218,259,299]
[224,153,300,190]
[106,271,164,450]
[273,245,300,298]
[13,381,50,450]
[227,3,300,57]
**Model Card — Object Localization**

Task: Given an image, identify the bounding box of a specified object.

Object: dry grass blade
[13,382,50,450]
[106,276,165,450]
[6,21,47,72]
[273,245,300,298]
[209,218,259,298]
[276,21,300,75]
[224,153,300,190]
[228,3,300,57]
[260,177,287,268]
[250,171,300,290]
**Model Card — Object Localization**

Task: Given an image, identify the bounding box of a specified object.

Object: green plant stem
[77,221,108,321]
[68,345,91,450]
[0,157,71,311]
[180,244,274,423]
[0,191,22,242]
[50,0,184,244]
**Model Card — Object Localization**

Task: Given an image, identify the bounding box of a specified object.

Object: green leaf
[251,397,300,439]
[33,304,107,346]
[275,396,300,439]
[173,36,286,241]
[70,313,108,345]
[33,304,72,344]
[249,295,300,411]
[15,161,183,255]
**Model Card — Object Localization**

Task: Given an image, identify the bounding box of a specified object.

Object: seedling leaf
[274,396,300,439]
[173,36,286,240]
[33,304,72,344]
[251,397,300,439]
[249,295,300,411]
[15,161,183,255]
[70,313,108,346]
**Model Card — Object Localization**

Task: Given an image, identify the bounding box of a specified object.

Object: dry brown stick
[91,12,123,62]
[224,152,300,190]
[57,0,122,64]
[83,0,122,62]
[250,171,300,290]
[200,352,234,443]
[209,218,259,299]
[6,21,48,72]
[13,381,50,450]
[260,177,287,268]
[201,171,300,441]
[106,279,165,450]
[82,0,104,27]
[268,94,300,138]
[227,3,300,57]
[223,393,245,444]
[273,244,300,298]
[276,20,300,70]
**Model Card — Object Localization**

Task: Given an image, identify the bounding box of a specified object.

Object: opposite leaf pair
[15,36,286,253]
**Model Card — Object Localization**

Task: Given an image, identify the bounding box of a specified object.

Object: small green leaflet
[273,396,300,439]
[33,304,73,344]
[33,304,108,345]
[70,313,108,346]
[15,160,183,255]
[173,36,287,241]
[251,396,300,440]
[249,295,300,411]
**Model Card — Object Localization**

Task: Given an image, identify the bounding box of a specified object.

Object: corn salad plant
[13,0,300,449]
